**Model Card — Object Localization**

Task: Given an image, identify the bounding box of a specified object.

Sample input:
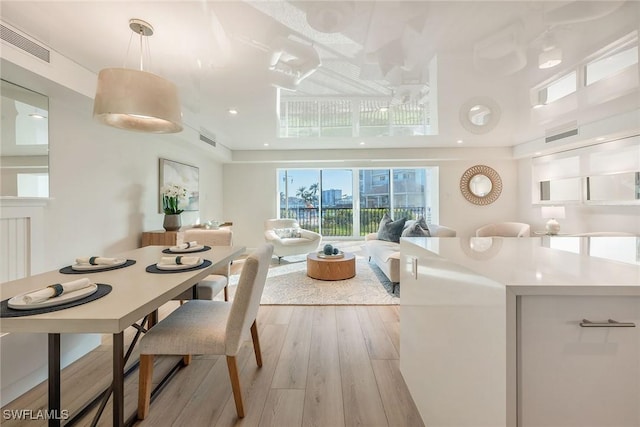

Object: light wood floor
[1,303,423,427]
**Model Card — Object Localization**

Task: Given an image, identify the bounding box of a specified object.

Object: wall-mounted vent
[199,133,216,147]
[545,121,578,143]
[0,24,50,63]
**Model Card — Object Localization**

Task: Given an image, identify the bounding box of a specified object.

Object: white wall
[0,79,225,406]
[224,147,518,249]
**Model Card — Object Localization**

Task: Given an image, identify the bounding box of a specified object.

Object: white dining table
[0,244,245,427]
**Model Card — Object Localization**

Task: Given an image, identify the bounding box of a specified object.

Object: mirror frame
[458,96,501,134]
[460,165,503,205]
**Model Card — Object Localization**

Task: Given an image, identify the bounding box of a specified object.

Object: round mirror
[460,165,502,205]
[459,97,501,134]
[468,104,492,126]
[469,174,492,196]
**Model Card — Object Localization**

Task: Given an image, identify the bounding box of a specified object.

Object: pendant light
[93,19,182,133]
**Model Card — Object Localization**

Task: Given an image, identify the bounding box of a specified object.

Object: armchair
[264,219,322,262]
[476,222,530,237]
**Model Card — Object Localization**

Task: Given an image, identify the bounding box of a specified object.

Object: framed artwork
[159,158,199,212]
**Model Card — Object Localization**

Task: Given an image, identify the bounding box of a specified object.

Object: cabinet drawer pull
[580,319,636,328]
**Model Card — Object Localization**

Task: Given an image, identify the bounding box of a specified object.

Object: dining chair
[137,243,274,420]
[173,228,233,301]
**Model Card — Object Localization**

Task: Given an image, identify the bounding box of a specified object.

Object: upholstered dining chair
[476,222,531,237]
[137,243,274,420]
[173,228,233,301]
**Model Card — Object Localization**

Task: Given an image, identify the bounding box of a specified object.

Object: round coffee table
[307,252,356,281]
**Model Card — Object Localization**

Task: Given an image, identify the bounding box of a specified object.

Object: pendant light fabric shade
[93,68,182,133]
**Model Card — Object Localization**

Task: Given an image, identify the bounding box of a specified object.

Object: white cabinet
[519,296,640,426]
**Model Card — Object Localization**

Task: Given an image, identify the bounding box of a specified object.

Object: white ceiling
[1,1,638,152]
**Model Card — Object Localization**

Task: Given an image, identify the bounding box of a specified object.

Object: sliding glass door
[278,167,436,238]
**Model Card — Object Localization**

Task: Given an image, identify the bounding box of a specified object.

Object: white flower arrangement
[161,184,188,215]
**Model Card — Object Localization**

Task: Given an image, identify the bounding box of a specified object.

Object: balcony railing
[279,207,429,236]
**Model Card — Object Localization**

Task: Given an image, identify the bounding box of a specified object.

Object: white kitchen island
[400,236,640,427]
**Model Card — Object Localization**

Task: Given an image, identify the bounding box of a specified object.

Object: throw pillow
[401,221,430,237]
[377,212,392,235]
[415,216,431,236]
[378,217,406,243]
[274,227,302,238]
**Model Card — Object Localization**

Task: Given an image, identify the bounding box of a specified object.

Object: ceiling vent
[545,121,578,143]
[199,133,216,147]
[0,24,50,63]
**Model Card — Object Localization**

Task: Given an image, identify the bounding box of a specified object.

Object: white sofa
[365,224,456,283]
[264,219,322,261]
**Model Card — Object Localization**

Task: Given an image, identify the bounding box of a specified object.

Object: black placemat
[145,259,212,274]
[1,284,112,318]
[59,259,136,274]
[162,245,211,254]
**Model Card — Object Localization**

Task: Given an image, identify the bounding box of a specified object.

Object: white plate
[8,284,99,310]
[71,259,127,271]
[167,245,205,253]
[156,258,204,271]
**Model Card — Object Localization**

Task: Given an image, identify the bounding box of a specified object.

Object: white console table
[400,236,640,427]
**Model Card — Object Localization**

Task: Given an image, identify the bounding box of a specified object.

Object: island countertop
[399,235,640,427]
[403,236,640,296]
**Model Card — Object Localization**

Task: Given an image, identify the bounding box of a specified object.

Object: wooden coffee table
[307,252,356,281]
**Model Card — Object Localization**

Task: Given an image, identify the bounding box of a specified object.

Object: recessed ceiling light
[359,142,365,145]
[456,140,463,144]
[228,109,238,115]
[595,137,606,141]
[263,143,269,147]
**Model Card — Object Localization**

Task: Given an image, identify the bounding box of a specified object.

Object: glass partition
[539,178,581,202]
[587,172,640,202]
[0,80,49,197]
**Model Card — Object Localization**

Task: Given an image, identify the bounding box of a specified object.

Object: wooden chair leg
[250,321,263,367]
[224,285,229,302]
[137,354,154,420]
[226,356,245,418]
[183,355,192,366]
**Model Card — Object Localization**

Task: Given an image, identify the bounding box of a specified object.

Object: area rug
[227,242,399,305]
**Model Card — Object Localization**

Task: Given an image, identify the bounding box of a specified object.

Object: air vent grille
[0,24,50,63]
[199,133,216,147]
[545,121,578,143]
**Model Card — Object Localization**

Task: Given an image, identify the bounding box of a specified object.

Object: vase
[163,214,181,231]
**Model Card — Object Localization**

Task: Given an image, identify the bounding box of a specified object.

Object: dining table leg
[48,333,61,427]
[113,332,124,427]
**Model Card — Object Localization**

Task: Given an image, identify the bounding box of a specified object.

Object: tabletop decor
[161,183,187,231]
[162,245,211,254]
[145,259,212,274]
[60,259,136,274]
[1,284,112,317]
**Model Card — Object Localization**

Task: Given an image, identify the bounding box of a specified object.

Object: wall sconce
[93,19,182,133]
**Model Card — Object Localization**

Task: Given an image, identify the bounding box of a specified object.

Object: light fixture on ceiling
[228,109,238,115]
[538,30,562,69]
[93,19,182,133]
